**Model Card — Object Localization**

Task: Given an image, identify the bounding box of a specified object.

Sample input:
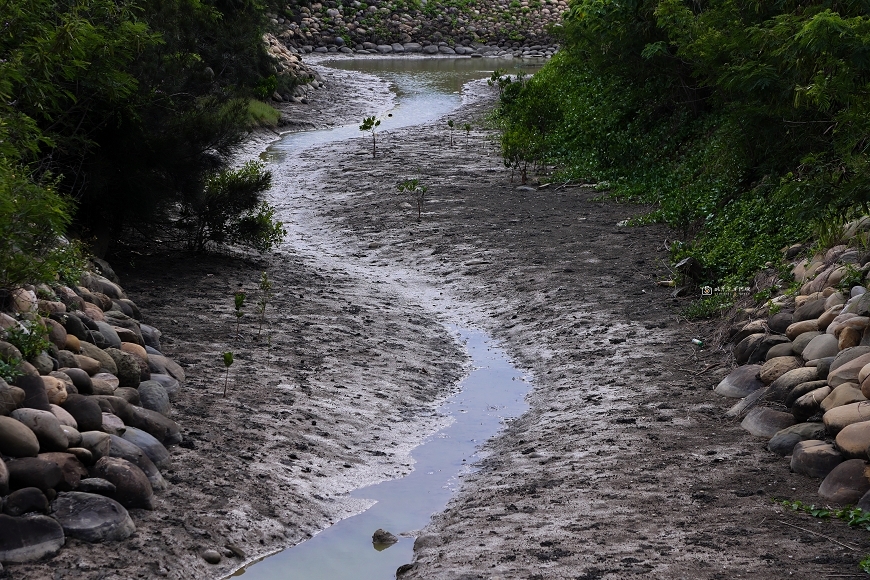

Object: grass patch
[681,295,734,321]
[244,99,281,129]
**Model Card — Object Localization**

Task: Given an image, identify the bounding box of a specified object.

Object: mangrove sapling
[397,178,428,221]
[256,271,272,339]
[360,114,391,157]
[447,119,455,147]
[360,116,380,157]
[222,351,234,397]
[463,122,472,149]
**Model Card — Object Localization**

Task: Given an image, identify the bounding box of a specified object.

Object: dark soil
[8,62,867,579]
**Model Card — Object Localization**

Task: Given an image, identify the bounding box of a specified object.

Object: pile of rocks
[0,263,184,566]
[263,33,328,103]
[265,0,565,57]
[716,223,870,506]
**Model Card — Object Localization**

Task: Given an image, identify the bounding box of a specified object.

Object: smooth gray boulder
[792,440,844,479]
[819,458,870,504]
[51,491,135,542]
[121,427,170,470]
[0,415,39,457]
[147,374,180,401]
[714,365,764,398]
[3,487,48,516]
[741,407,796,438]
[94,322,122,349]
[128,406,181,445]
[77,478,116,495]
[91,457,154,510]
[0,514,65,562]
[109,435,166,491]
[137,381,170,416]
[768,422,827,455]
[802,334,840,361]
[11,408,68,452]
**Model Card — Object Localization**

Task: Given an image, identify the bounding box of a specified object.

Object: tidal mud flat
[8,65,464,580]
[280,76,868,577]
[10,62,868,579]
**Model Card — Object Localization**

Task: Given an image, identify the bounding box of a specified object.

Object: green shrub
[4,320,51,360]
[0,159,82,291]
[0,356,22,383]
[495,1,870,289]
[181,161,286,252]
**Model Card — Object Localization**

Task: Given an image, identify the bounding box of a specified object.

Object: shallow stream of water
[236,58,537,579]
[236,329,530,579]
[265,57,538,156]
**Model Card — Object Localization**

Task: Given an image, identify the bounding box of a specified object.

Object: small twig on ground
[776,520,858,551]
[694,363,721,376]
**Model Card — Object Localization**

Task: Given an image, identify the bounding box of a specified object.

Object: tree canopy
[498,0,870,283]
[0,0,281,261]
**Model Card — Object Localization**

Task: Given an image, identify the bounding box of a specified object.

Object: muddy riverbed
[9,58,867,579]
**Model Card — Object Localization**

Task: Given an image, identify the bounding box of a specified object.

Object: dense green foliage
[181,161,285,252]
[0,0,285,263]
[0,160,86,289]
[497,0,870,286]
[4,320,51,361]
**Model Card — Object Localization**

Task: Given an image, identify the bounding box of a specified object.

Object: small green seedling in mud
[447,119,455,147]
[233,291,246,338]
[463,122,472,149]
[222,351,234,397]
[397,178,429,221]
[360,114,391,157]
[256,271,272,339]
[360,116,380,157]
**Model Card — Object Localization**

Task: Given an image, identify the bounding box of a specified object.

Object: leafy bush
[0,158,84,291]
[4,320,51,360]
[0,356,22,383]
[1,0,279,253]
[181,161,286,252]
[496,0,870,286]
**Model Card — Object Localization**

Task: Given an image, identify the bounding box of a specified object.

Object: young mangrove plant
[397,178,429,221]
[360,113,391,158]
[222,351,234,397]
[463,122,472,149]
[447,119,455,147]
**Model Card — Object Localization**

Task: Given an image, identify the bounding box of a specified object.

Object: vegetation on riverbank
[496,1,870,289]
[0,0,288,268]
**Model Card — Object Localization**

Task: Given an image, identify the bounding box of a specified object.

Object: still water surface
[237,58,538,579]
[235,329,531,579]
[265,57,539,155]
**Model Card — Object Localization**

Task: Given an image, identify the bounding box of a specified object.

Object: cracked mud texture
[7,62,867,579]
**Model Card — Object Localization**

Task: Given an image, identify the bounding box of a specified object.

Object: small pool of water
[265,57,539,156]
[233,328,531,579]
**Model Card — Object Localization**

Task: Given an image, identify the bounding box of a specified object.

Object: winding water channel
[235,58,539,579]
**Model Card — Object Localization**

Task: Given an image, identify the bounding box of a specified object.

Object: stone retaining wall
[266,0,566,57]
[0,264,185,566]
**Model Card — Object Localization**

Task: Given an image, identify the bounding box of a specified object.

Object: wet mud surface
[9,63,867,579]
[290,80,867,578]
